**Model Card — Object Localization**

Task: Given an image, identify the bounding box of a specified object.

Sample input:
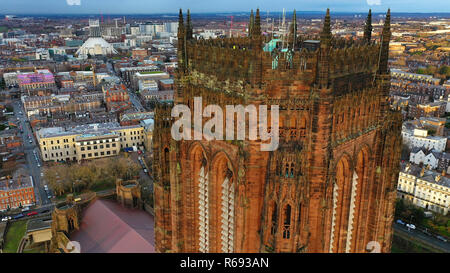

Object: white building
[3,72,18,87]
[35,48,50,60]
[397,163,450,215]
[409,148,440,169]
[402,128,447,152]
[76,37,118,57]
[138,79,158,92]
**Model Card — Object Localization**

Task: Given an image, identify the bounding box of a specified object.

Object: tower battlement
[176,8,389,102]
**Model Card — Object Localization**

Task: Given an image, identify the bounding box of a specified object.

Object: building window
[282,204,291,239]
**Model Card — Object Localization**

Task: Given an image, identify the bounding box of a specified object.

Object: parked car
[406,223,416,230]
[13,213,24,219]
[436,236,448,243]
[22,207,30,212]
[40,209,50,214]
[396,219,405,225]
[26,211,38,217]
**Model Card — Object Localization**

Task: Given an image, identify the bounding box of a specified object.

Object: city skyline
[1,0,450,14]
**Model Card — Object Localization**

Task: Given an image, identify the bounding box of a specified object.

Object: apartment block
[36,122,147,162]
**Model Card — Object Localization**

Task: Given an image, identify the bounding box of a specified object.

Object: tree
[438,65,450,77]
[411,207,425,225]
[395,199,406,218]
[401,144,411,161]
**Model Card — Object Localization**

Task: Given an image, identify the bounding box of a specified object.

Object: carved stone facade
[116,179,142,209]
[49,195,81,252]
[153,9,402,253]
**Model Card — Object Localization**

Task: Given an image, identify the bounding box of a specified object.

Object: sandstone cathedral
[152,8,402,253]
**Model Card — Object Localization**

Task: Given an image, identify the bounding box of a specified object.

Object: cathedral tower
[153,9,401,253]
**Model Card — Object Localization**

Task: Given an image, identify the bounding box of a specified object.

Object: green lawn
[3,221,27,253]
[390,244,405,253]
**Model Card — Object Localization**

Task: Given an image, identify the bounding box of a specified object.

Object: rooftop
[0,175,33,191]
[27,217,52,233]
[70,199,155,253]
[36,122,142,139]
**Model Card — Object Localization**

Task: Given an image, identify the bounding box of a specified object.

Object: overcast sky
[1,0,449,14]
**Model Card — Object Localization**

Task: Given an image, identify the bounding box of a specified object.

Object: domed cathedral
[152,8,402,253]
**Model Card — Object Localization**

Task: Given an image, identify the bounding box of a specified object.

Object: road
[107,61,146,112]
[13,100,52,207]
[393,222,450,252]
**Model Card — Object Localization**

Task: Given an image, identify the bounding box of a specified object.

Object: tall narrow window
[220,169,234,253]
[283,204,291,239]
[198,158,209,253]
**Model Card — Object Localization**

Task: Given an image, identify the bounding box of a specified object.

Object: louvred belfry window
[220,169,234,253]
[198,159,209,253]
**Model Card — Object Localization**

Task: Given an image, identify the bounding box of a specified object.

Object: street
[13,100,52,207]
[393,222,450,252]
[107,61,146,112]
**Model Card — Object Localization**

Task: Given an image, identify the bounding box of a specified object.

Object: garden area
[44,156,141,197]
[395,199,450,239]
[3,220,27,253]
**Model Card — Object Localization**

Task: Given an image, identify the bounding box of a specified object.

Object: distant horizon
[2,0,449,15]
[2,10,450,16]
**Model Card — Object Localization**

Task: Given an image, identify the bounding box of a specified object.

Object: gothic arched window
[282,204,292,239]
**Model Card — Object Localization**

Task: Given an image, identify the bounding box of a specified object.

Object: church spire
[320,8,332,45]
[363,9,372,43]
[252,8,261,37]
[318,9,331,89]
[288,9,297,49]
[249,9,254,37]
[378,9,391,75]
[177,9,186,72]
[186,9,193,40]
